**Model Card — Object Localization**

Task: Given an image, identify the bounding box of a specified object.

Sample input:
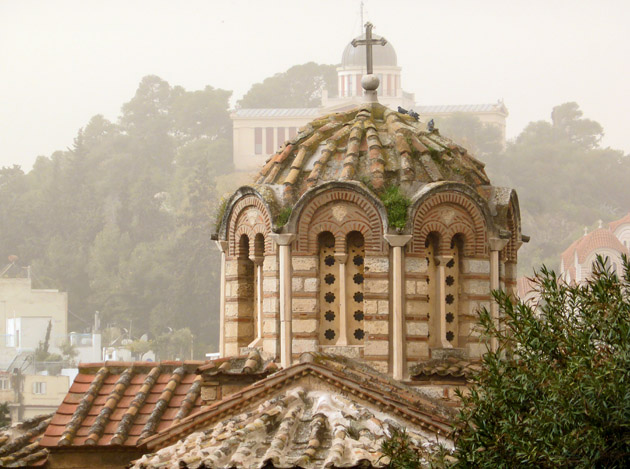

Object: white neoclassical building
[232,30,508,171]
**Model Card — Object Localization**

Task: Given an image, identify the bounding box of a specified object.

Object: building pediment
[135,353,453,468]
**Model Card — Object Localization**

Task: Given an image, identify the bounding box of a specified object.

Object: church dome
[256,103,490,205]
[341,33,397,67]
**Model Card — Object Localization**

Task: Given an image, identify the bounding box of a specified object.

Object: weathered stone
[292,339,318,354]
[292,277,304,292]
[292,298,317,312]
[263,255,278,272]
[364,256,389,273]
[263,278,278,292]
[377,300,389,314]
[364,300,378,315]
[304,277,318,292]
[405,257,428,273]
[364,339,389,355]
[365,279,388,294]
[292,256,317,272]
[201,385,218,403]
[461,259,490,274]
[365,320,388,335]
[292,319,318,333]
[405,280,416,294]
[406,321,428,336]
[406,341,428,357]
[262,297,279,313]
[462,279,490,295]
[406,300,428,315]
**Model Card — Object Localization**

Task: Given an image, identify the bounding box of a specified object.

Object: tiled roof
[561,228,629,277]
[256,103,490,204]
[131,387,442,469]
[416,103,508,115]
[232,108,320,118]
[609,213,630,233]
[40,361,209,448]
[410,357,482,381]
[0,413,52,467]
[139,353,453,450]
[133,353,452,468]
[197,349,279,377]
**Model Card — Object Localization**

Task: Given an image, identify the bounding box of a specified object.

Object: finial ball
[362,74,380,91]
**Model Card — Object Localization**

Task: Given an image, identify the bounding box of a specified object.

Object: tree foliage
[452,256,630,468]
[238,62,338,108]
[0,75,233,355]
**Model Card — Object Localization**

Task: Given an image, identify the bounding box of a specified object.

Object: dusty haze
[1,0,629,169]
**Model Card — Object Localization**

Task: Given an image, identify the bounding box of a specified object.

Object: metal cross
[351,22,387,75]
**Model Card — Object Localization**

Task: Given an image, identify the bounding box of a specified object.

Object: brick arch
[411,193,487,256]
[228,195,273,257]
[295,189,385,255]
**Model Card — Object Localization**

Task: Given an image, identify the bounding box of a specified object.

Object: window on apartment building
[33,381,46,394]
[0,377,10,390]
[266,128,274,154]
[254,128,262,155]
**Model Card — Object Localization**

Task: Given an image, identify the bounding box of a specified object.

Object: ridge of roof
[609,212,630,233]
[143,353,453,450]
[0,413,52,467]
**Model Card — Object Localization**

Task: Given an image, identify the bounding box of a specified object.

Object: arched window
[319,232,338,344]
[346,231,365,344]
[236,234,255,347]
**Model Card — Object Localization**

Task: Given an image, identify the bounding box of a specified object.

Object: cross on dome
[351,22,387,75]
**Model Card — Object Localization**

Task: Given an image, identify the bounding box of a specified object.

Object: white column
[384,235,412,380]
[435,255,454,348]
[335,253,349,346]
[248,256,264,348]
[271,234,296,368]
[489,238,509,352]
[215,240,228,358]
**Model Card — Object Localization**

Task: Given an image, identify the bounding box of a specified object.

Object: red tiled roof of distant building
[561,228,629,273]
[609,213,630,233]
[40,361,209,448]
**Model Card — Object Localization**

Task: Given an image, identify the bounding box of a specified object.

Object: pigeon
[397,106,408,115]
[427,119,435,132]
[408,109,419,120]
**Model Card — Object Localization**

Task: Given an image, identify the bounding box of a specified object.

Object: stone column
[384,235,412,381]
[271,234,296,368]
[215,240,228,358]
[335,253,349,346]
[435,255,454,349]
[489,238,509,352]
[249,255,264,348]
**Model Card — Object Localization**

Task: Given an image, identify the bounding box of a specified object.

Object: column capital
[489,237,509,251]
[270,233,296,246]
[384,234,413,247]
[334,253,348,263]
[434,255,454,265]
[249,255,264,266]
[214,240,228,252]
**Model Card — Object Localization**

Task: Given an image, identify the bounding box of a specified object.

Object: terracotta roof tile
[41,361,209,448]
[133,372,448,469]
[0,414,52,468]
[609,213,630,233]
[410,357,482,380]
[561,227,629,280]
[197,348,277,378]
[254,103,490,206]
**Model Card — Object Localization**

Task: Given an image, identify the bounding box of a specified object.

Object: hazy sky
[1,0,629,169]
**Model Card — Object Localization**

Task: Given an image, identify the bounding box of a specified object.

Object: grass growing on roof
[380,185,410,231]
[275,206,292,228]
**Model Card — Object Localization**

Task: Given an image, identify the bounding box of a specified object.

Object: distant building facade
[232,31,508,171]
[0,261,68,368]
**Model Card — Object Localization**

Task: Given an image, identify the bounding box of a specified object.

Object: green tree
[451,256,630,467]
[0,402,9,428]
[435,113,503,157]
[238,62,338,108]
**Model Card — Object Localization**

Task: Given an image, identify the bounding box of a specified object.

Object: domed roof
[341,33,397,67]
[256,103,490,205]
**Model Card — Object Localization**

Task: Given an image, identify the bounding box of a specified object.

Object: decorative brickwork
[295,188,385,255]
[227,195,273,258]
[411,192,488,257]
